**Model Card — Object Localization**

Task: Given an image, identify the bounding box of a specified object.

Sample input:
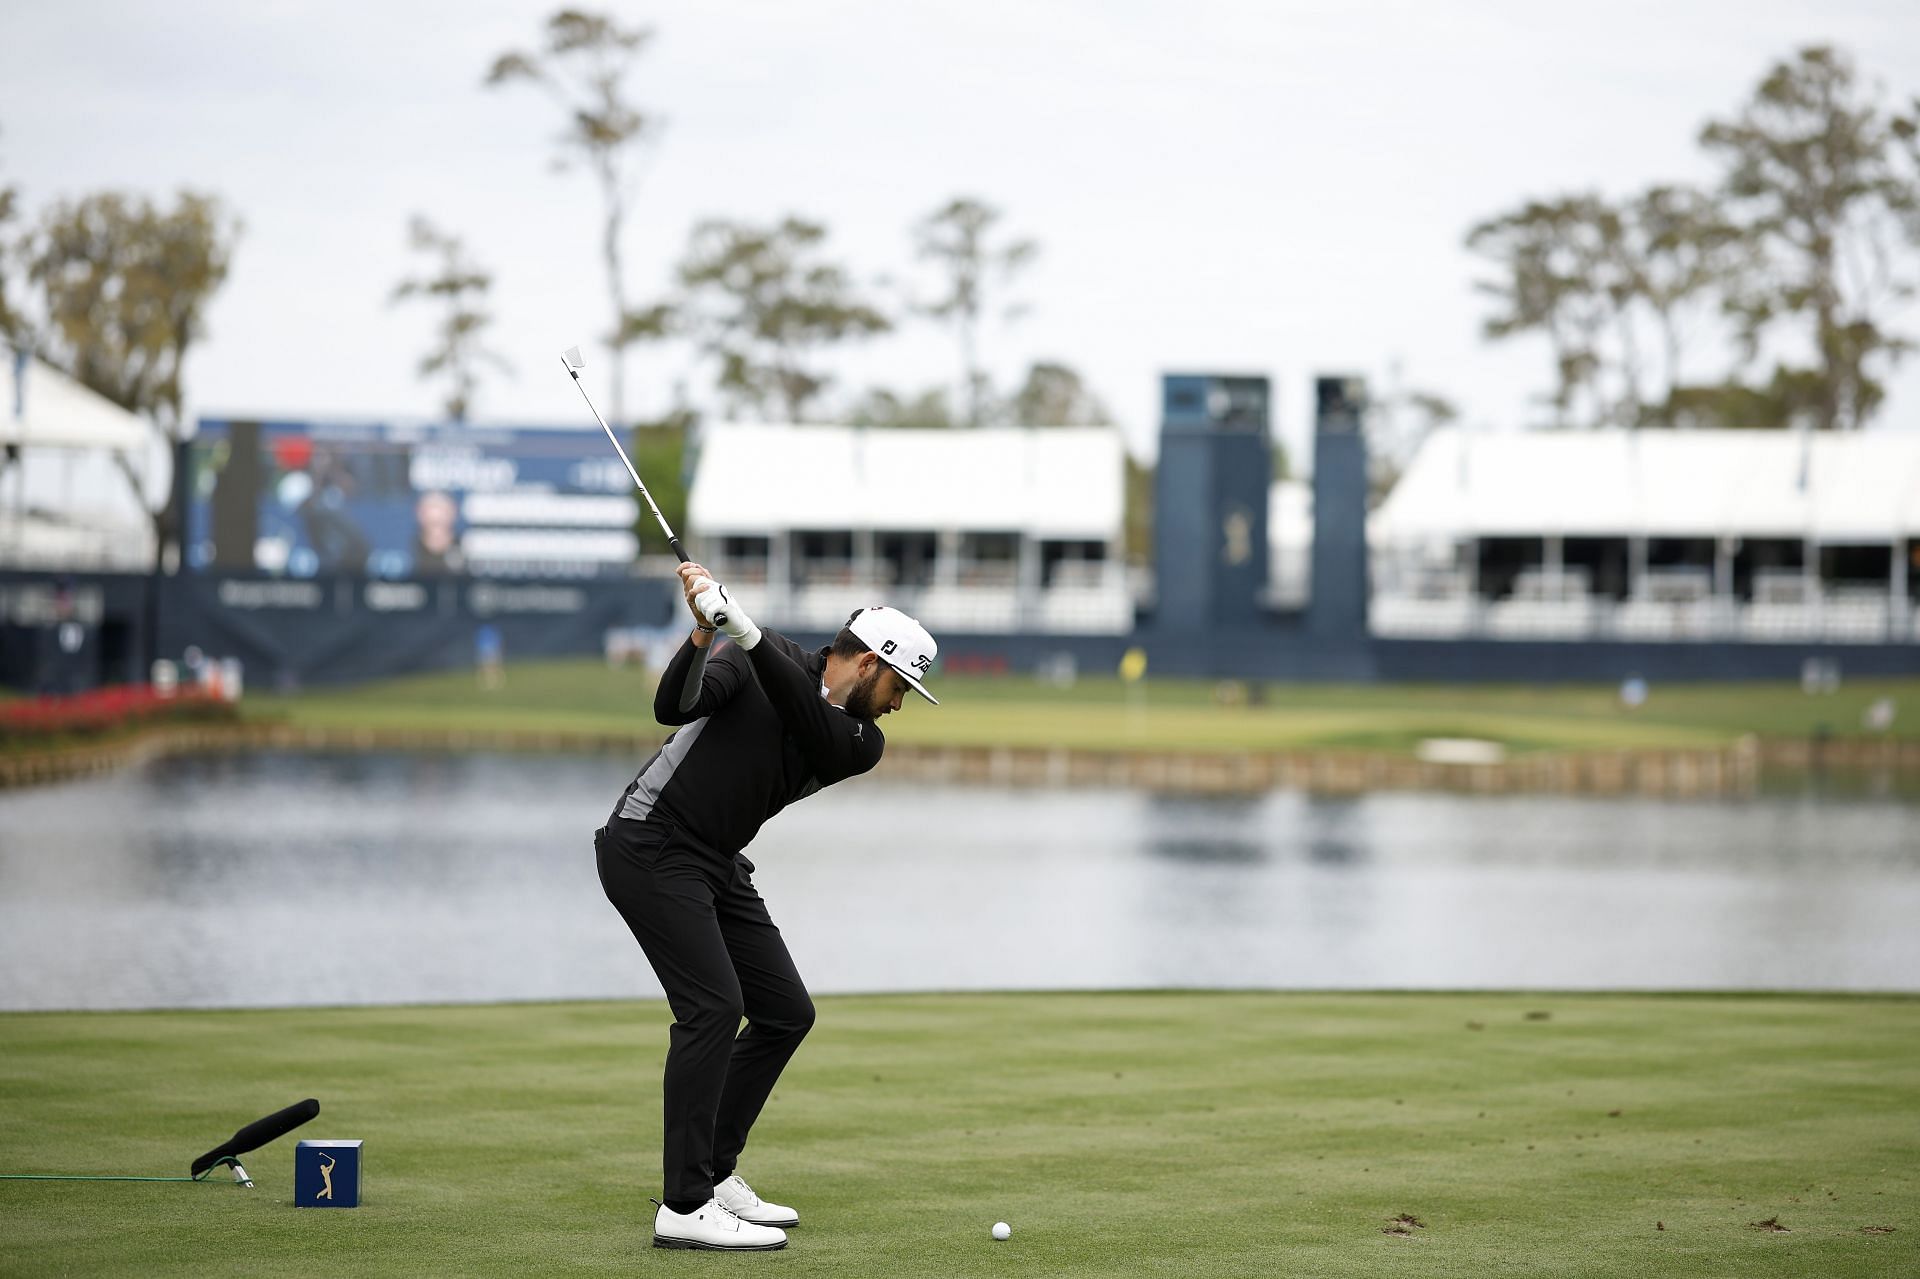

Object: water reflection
[0,749,1916,1010]
[1141,795,1269,865]
[1302,795,1368,866]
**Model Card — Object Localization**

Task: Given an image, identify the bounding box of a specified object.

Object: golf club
[560,347,726,626]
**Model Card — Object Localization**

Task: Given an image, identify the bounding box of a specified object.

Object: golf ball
[992,1222,1011,1241]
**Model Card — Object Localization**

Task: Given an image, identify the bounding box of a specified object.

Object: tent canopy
[1374,427,1920,543]
[2,346,154,452]
[690,422,1124,539]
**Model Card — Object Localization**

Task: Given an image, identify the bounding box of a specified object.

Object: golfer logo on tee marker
[317,1153,335,1201]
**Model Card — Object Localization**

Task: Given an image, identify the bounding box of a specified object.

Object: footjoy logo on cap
[847,607,940,706]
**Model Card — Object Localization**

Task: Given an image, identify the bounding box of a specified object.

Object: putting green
[2,992,1914,1276]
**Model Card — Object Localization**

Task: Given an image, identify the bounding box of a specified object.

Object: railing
[1371,590,1919,643]
[0,527,155,573]
[690,556,1133,635]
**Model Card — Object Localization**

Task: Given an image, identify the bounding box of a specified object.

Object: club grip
[668,537,690,564]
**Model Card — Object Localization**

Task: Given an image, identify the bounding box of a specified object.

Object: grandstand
[1369,428,1920,644]
[688,423,1131,635]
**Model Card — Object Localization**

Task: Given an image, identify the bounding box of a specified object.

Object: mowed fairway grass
[243,661,1920,757]
[2,993,1915,1278]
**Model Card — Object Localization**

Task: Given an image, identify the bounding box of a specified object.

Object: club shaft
[562,356,689,563]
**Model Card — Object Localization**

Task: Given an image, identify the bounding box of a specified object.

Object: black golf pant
[595,818,815,1207]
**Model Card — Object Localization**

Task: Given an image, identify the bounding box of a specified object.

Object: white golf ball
[992,1221,1011,1241]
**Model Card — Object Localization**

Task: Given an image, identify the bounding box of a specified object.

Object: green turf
[1,993,1914,1276]
[241,660,1920,757]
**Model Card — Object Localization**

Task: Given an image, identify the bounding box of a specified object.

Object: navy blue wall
[5,570,1917,693]
[0,571,155,694]
[877,629,1920,683]
[154,574,681,690]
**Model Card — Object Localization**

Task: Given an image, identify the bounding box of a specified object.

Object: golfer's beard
[844,667,887,720]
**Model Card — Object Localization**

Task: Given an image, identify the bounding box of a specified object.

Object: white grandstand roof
[2,346,153,452]
[1374,427,1920,543]
[689,423,1124,538]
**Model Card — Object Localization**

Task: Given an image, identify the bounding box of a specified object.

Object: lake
[0,749,1915,1010]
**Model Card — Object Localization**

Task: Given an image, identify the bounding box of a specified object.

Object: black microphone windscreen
[191,1098,320,1176]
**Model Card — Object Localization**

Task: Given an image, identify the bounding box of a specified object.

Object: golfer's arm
[653,635,748,725]
[674,643,708,715]
[745,634,884,782]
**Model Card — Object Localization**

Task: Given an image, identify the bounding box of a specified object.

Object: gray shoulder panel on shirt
[620,716,708,822]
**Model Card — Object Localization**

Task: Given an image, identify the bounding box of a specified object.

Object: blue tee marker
[294,1140,363,1208]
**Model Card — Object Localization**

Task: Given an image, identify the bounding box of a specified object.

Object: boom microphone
[190,1099,320,1178]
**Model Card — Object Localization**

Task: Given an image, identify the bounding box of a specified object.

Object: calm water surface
[1,750,1915,1010]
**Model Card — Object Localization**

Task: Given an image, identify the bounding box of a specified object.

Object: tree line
[0,132,237,565]
[459,9,1108,433]
[0,8,1109,573]
[3,23,1918,577]
[1468,45,1920,432]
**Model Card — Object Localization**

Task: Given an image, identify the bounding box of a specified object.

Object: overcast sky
[5,0,1919,470]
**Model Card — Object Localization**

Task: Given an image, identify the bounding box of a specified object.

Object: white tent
[1374,426,1920,544]
[3,347,153,452]
[2,346,158,570]
[690,422,1123,538]
[685,421,1131,634]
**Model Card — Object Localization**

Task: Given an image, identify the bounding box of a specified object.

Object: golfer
[596,561,938,1251]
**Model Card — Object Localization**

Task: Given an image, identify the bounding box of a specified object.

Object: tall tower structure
[1154,374,1271,629]
[1307,375,1370,642]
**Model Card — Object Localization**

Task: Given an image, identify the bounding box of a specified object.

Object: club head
[561,345,586,371]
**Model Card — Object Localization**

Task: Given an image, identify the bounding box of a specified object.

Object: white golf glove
[692,578,761,650]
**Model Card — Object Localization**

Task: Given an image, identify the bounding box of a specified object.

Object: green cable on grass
[1,1160,238,1184]
[0,1173,206,1182]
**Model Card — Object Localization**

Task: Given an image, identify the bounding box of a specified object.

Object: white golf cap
[847,606,940,705]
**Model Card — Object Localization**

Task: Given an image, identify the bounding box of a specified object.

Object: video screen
[183,420,641,579]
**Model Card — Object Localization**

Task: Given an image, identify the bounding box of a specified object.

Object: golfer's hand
[693,581,733,630]
[678,562,717,627]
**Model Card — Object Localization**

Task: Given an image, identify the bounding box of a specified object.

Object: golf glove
[694,579,762,650]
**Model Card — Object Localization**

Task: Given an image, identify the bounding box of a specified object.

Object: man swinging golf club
[596,561,939,1251]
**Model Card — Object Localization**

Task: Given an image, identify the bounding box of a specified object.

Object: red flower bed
[0,684,238,747]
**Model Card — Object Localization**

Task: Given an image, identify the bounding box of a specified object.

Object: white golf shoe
[713,1174,800,1228]
[651,1198,788,1251]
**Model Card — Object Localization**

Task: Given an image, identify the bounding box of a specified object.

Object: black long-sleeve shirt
[611,628,885,858]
